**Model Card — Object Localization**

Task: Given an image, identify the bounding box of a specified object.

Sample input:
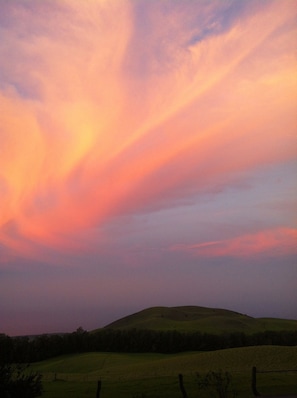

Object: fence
[252,366,297,397]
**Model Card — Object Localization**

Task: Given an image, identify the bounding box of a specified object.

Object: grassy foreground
[31,346,297,398]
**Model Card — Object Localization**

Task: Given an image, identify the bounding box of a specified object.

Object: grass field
[98,306,297,334]
[31,345,297,397]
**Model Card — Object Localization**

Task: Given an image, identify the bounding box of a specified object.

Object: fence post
[252,367,260,396]
[178,373,188,398]
[96,379,101,398]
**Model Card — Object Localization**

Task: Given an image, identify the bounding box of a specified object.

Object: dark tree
[0,363,43,398]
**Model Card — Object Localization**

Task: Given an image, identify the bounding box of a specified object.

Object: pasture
[31,345,297,397]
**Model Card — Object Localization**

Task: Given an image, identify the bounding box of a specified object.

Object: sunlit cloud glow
[171,228,297,258]
[0,0,296,334]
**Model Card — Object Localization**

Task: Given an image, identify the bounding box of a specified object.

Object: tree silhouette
[0,363,43,398]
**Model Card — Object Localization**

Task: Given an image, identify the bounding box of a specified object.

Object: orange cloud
[0,0,296,258]
[172,228,297,258]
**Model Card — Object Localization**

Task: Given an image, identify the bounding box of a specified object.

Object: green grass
[31,346,297,397]
[95,306,297,334]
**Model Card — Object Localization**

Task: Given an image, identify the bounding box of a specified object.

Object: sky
[0,0,297,336]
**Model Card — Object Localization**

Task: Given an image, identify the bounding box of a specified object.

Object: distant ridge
[101,306,297,334]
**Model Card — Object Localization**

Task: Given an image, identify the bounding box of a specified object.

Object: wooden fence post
[252,367,260,396]
[178,373,188,398]
[96,379,101,398]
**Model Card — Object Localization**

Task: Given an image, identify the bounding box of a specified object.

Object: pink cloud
[0,0,296,259]
[172,228,297,258]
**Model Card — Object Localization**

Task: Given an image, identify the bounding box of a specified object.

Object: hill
[32,346,297,398]
[101,305,297,334]
[32,345,297,378]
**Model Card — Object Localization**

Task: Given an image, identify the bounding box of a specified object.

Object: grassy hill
[32,346,297,398]
[100,305,297,334]
[27,306,297,397]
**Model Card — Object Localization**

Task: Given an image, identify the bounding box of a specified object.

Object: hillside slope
[32,346,297,398]
[101,306,297,334]
[33,345,297,376]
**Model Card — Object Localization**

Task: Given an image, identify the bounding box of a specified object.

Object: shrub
[196,370,237,398]
[0,363,43,398]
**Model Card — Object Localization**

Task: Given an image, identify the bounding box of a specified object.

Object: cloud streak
[171,228,297,258]
[0,1,297,334]
[1,0,296,259]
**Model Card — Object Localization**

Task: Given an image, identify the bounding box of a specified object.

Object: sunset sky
[1,0,297,336]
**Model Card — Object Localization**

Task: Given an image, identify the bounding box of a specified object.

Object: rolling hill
[100,305,297,334]
[32,346,297,398]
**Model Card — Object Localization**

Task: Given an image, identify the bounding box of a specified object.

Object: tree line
[1,328,297,363]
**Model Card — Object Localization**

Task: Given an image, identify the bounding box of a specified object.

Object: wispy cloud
[171,228,297,258]
[0,0,296,260]
[1,1,297,335]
